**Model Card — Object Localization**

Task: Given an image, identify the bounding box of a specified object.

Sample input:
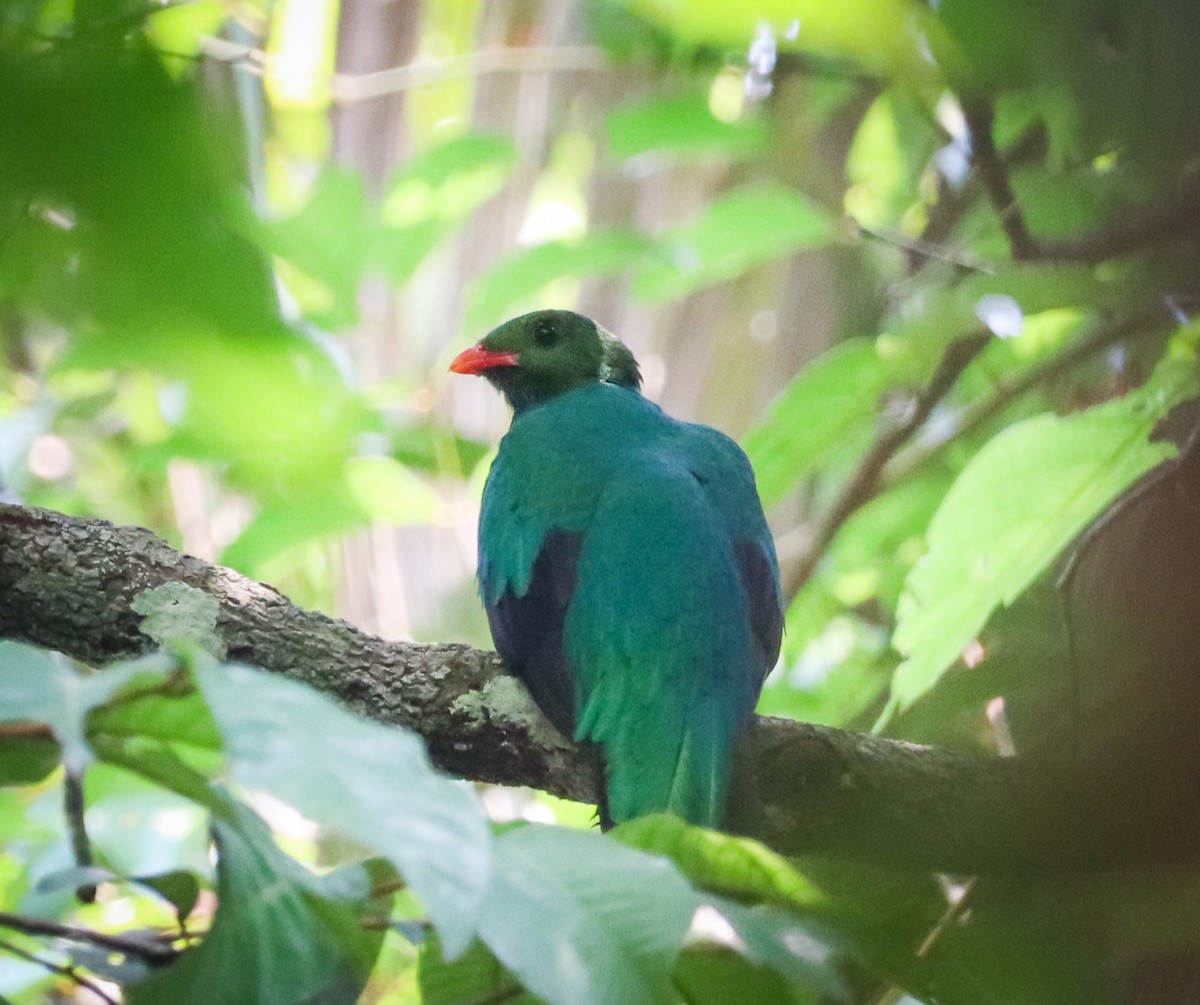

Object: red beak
[449,344,520,375]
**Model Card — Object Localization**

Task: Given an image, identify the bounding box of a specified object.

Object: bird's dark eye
[533,320,558,347]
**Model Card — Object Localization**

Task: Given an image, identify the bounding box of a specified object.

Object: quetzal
[450,310,782,827]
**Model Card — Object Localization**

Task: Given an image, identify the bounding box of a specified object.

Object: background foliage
[2,0,1200,1001]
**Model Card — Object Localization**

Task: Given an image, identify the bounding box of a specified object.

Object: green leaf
[476,825,697,1005]
[220,457,436,574]
[129,803,384,1005]
[744,340,891,507]
[466,230,652,330]
[605,94,770,160]
[701,899,845,999]
[0,644,174,771]
[633,186,834,302]
[196,659,490,957]
[890,360,1200,711]
[260,169,370,325]
[377,133,518,284]
[611,815,822,912]
[419,934,535,1005]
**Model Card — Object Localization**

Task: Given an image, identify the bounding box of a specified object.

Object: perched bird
[450,310,782,827]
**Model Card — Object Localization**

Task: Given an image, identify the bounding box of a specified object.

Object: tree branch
[963,96,1200,264]
[1,503,1198,873]
[782,330,991,599]
[0,910,177,965]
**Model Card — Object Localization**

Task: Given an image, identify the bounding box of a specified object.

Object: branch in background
[0,910,177,966]
[0,935,119,1005]
[782,305,1175,603]
[961,98,1039,261]
[781,330,991,600]
[330,45,610,103]
[963,96,1200,264]
[5,504,1194,873]
[886,305,1175,484]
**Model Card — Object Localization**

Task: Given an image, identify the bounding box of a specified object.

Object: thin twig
[962,98,1039,261]
[0,936,118,1005]
[963,96,1200,264]
[886,306,1176,485]
[0,911,178,965]
[63,771,97,904]
[1030,185,1200,263]
[331,46,609,104]
[782,330,992,600]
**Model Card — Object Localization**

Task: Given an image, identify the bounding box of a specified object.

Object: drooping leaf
[195,659,490,957]
[890,359,1200,711]
[476,825,698,1005]
[611,814,822,912]
[633,186,834,302]
[744,339,891,507]
[129,803,384,1005]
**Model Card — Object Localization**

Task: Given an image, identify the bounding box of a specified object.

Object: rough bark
[0,503,1195,873]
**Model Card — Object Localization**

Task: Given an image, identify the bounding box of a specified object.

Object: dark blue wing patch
[486,529,584,737]
[735,538,784,679]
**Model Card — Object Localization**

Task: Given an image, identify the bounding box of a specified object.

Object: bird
[450,309,783,828]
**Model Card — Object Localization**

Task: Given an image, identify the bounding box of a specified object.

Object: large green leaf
[633,186,834,302]
[195,659,490,956]
[744,339,891,507]
[476,825,697,1005]
[890,360,1200,711]
[129,803,384,1005]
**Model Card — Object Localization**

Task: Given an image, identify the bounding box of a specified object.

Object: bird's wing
[484,528,582,737]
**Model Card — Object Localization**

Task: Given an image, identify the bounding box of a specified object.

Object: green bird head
[450,310,641,412]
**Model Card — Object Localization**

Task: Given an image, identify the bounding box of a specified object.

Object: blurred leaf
[129,803,384,1005]
[744,339,890,507]
[672,949,798,1005]
[377,133,518,284]
[0,644,173,771]
[220,456,438,573]
[891,358,1200,711]
[83,761,211,877]
[0,733,60,785]
[138,868,201,925]
[58,325,364,489]
[196,658,490,957]
[467,230,651,330]
[703,899,845,1000]
[346,455,439,523]
[476,825,696,1005]
[90,684,222,752]
[145,1,227,62]
[612,815,821,912]
[419,933,535,1005]
[622,0,948,82]
[605,94,770,160]
[383,133,517,227]
[845,91,937,229]
[260,169,369,327]
[634,186,834,302]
